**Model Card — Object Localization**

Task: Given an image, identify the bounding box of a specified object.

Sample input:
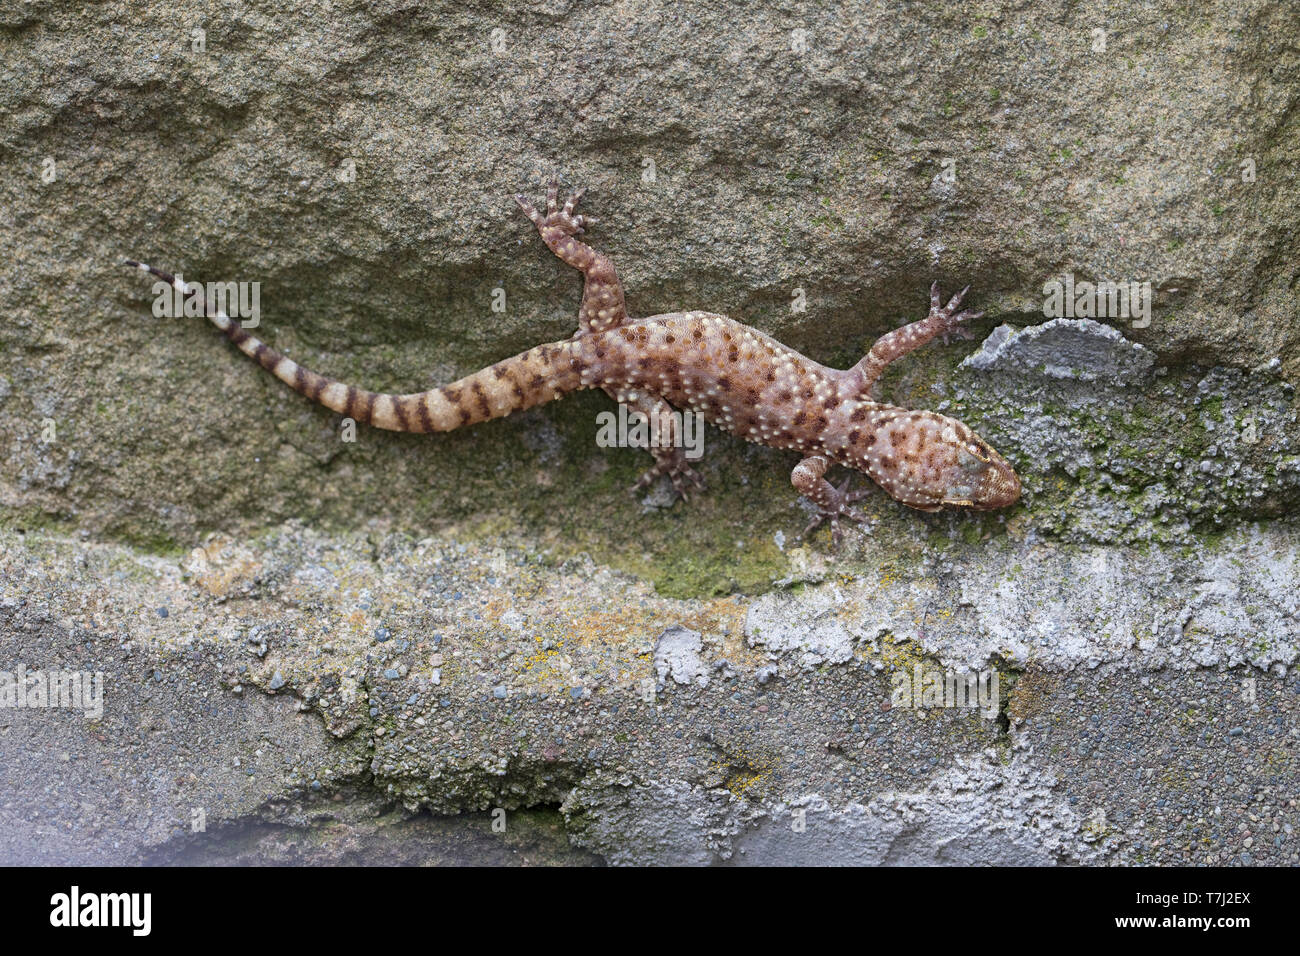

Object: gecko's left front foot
[632,449,706,503]
[929,281,984,345]
[794,478,873,549]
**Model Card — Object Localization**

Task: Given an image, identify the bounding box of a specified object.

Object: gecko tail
[123,260,583,433]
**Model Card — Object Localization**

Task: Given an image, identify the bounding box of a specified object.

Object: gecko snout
[970,453,1021,509]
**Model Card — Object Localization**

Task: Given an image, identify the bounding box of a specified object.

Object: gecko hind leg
[791,456,873,548]
[515,184,629,334]
[615,391,706,503]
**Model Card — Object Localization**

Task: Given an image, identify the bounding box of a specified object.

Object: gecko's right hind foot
[515,183,592,237]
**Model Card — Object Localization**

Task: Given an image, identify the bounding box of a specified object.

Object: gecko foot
[514,183,592,237]
[632,452,706,503]
[795,479,873,549]
[929,281,984,345]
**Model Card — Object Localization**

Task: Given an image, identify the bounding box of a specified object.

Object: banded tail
[124,261,585,432]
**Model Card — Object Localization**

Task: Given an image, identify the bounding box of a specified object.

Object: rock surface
[1,1,1297,864]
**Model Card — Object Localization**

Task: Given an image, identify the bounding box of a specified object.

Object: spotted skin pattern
[125,186,1020,547]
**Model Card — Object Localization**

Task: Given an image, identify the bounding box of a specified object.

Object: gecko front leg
[845,282,984,399]
[515,184,628,333]
[791,455,872,547]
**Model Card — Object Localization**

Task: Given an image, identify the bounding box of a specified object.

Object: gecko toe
[795,514,826,543]
[668,463,705,501]
[944,285,970,313]
[836,477,873,504]
[514,194,542,224]
[937,307,984,345]
[519,184,596,237]
[844,508,872,527]
[795,500,873,550]
[563,188,586,216]
[632,458,702,505]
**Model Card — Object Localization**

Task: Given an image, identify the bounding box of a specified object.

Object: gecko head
[858,410,1020,511]
[933,417,1021,510]
[962,439,1021,510]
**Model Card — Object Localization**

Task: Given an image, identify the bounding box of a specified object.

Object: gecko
[124,184,1020,546]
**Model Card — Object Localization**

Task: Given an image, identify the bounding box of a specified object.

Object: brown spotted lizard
[125,185,1020,546]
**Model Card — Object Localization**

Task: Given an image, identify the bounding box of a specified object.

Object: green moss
[110,525,185,557]
[0,507,82,543]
